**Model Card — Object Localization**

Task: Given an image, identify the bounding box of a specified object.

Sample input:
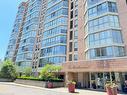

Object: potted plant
[112,83,118,95]
[105,82,118,95]
[47,81,53,88]
[68,81,76,93]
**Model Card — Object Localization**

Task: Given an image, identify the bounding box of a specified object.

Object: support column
[65,72,69,87]
[115,73,122,90]
[78,73,84,87]
[84,73,89,88]
[89,72,92,88]
[65,72,74,86]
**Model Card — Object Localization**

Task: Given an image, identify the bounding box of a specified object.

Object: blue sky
[0,0,27,60]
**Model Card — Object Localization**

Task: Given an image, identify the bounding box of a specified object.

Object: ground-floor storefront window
[73,72,127,91]
[90,72,116,90]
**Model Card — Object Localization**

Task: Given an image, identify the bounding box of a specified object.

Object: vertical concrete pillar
[65,72,74,86]
[89,72,92,88]
[115,73,122,91]
[65,72,69,85]
[78,73,84,87]
[84,73,89,88]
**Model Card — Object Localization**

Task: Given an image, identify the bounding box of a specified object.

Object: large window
[39,57,66,65]
[88,1,117,18]
[41,46,66,57]
[88,0,101,6]
[87,15,120,33]
[86,46,125,59]
[42,35,66,47]
[86,30,123,48]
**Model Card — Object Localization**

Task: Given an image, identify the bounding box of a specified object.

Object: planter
[0,78,14,82]
[106,87,118,95]
[106,87,113,95]
[68,83,75,93]
[47,82,53,88]
[112,87,117,95]
[15,79,64,88]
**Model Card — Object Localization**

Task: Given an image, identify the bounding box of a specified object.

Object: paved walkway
[50,88,126,95]
[0,82,126,95]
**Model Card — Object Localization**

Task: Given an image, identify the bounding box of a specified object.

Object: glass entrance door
[90,72,116,90]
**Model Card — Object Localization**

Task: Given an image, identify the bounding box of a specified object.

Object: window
[74,42,78,51]
[70,20,73,29]
[69,42,73,52]
[74,19,78,27]
[108,2,117,12]
[88,2,117,18]
[70,31,73,40]
[69,54,72,61]
[71,2,73,10]
[70,11,73,19]
[96,48,101,57]
[107,47,113,56]
[114,46,125,57]
[101,47,106,56]
[26,26,29,30]
[95,47,107,57]
[75,9,78,17]
[87,15,120,33]
[51,12,56,18]
[74,30,78,39]
[74,54,78,61]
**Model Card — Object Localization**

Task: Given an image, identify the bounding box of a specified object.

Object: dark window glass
[71,2,73,9]
[70,11,73,19]
[69,42,73,52]
[70,31,73,40]
[70,20,73,29]
[69,54,72,61]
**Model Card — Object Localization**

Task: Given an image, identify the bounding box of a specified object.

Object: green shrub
[0,60,17,80]
[17,76,63,82]
[22,67,32,77]
[39,64,62,81]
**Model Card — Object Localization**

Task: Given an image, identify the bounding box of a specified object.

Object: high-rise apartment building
[5,0,69,72]
[40,0,68,65]
[63,0,127,91]
[5,2,28,62]
[5,0,127,91]
[32,0,48,73]
[32,0,68,73]
[15,0,42,69]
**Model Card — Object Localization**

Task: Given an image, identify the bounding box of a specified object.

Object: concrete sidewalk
[49,88,126,95]
[0,82,126,95]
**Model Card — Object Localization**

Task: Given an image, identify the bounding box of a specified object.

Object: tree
[23,67,32,77]
[0,60,17,80]
[39,64,62,81]
[0,61,2,71]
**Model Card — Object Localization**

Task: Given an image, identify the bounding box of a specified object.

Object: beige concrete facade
[117,0,127,54]
[63,57,127,72]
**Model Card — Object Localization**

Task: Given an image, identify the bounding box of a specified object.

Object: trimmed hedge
[17,76,64,82]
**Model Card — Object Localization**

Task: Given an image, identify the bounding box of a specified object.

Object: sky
[0,0,27,60]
